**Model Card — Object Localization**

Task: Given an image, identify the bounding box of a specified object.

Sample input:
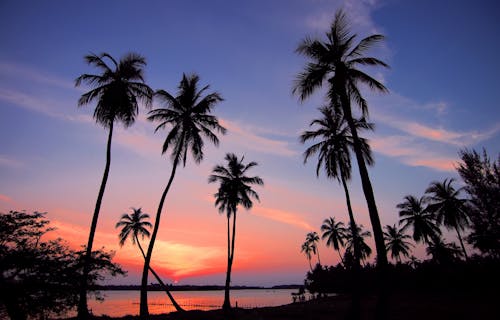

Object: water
[87,289,297,317]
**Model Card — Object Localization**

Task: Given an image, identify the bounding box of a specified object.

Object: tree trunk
[78,122,113,320]
[341,176,361,271]
[316,245,322,266]
[140,150,181,318]
[135,236,184,312]
[455,226,468,260]
[222,214,232,310]
[223,210,238,310]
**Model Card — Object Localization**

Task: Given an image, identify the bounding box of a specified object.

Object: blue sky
[0,0,499,286]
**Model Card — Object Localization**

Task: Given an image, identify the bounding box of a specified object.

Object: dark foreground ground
[85,291,498,320]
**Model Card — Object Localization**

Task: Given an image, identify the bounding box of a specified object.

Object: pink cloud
[0,194,12,203]
[253,206,315,231]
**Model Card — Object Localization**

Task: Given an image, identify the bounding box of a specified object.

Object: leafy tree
[383,224,413,264]
[397,195,441,245]
[294,9,389,267]
[321,217,347,264]
[0,211,124,320]
[301,106,374,271]
[425,178,469,259]
[142,73,225,316]
[209,153,263,310]
[75,52,152,318]
[457,148,500,257]
[115,207,183,311]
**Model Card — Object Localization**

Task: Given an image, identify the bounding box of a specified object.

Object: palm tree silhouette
[306,231,322,266]
[75,52,153,318]
[397,195,441,245]
[301,106,374,271]
[344,225,372,265]
[425,178,469,259]
[426,237,462,264]
[115,207,183,312]
[142,73,226,317]
[301,241,314,271]
[293,9,389,267]
[383,224,413,264]
[321,217,347,265]
[209,153,263,310]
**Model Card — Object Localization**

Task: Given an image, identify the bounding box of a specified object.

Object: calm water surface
[88,289,297,317]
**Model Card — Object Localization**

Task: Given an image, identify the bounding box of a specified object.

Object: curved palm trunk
[78,122,113,319]
[337,250,345,266]
[135,236,184,312]
[140,152,181,318]
[223,210,237,310]
[338,88,388,268]
[455,226,468,260]
[316,246,322,266]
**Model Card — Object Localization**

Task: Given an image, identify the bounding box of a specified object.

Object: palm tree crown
[344,224,372,263]
[321,217,347,251]
[397,195,441,245]
[383,224,413,263]
[116,207,152,247]
[148,73,226,166]
[76,52,153,128]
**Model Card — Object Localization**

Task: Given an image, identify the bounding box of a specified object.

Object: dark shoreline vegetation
[89,284,303,291]
[1,7,499,320]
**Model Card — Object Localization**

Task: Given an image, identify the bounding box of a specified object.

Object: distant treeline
[90,284,303,291]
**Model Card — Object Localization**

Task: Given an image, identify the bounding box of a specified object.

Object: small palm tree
[115,208,183,311]
[425,178,469,259]
[301,241,314,271]
[294,9,389,267]
[141,73,226,316]
[75,52,153,318]
[209,153,263,310]
[306,232,322,266]
[397,195,441,245]
[383,224,413,264]
[344,225,372,265]
[321,217,347,265]
[426,237,462,264]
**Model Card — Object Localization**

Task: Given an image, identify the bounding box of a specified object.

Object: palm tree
[293,9,389,267]
[301,241,314,271]
[425,178,469,259]
[142,73,226,317]
[209,153,263,310]
[321,217,347,264]
[426,237,462,264]
[383,224,413,264]
[301,106,374,270]
[397,195,441,245]
[75,52,153,318]
[344,225,372,265]
[306,232,322,266]
[116,208,183,312]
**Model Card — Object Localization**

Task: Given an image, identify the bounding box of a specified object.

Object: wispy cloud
[0,61,76,90]
[0,194,12,203]
[253,206,315,231]
[220,119,298,157]
[0,154,24,168]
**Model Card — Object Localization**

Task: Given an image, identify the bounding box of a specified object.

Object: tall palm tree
[383,224,413,264]
[306,231,322,266]
[321,217,347,264]
[426,237,462,265]
[293,9,389,267]
[301,241,314,271]
[209,153,263,310]
[301,106,374,270]
[116,208,183,312]
[142,73,226,317]
[75,52,153,318]
[425,178,469,259]
[397,195,441,245]
[344,225,372,265]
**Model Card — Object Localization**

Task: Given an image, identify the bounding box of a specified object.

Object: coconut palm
[425,178,469,259]
[75,52,153,318]
[397,195,441,245]
[301,106,374,270]
[293,9,389,267]
[383,224,413,264]
[209,153,263,310]
[426,237,462,264]
[301,241,314,271]
[116,207,183,312]
[141,73,226,316]
[306,232,322,266]
[321,217,347,264]
[344,225,372,265]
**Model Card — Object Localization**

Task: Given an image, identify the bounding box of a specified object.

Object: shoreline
[81,291,499,320]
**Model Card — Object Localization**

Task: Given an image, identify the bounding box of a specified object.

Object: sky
[0,0,499,286]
